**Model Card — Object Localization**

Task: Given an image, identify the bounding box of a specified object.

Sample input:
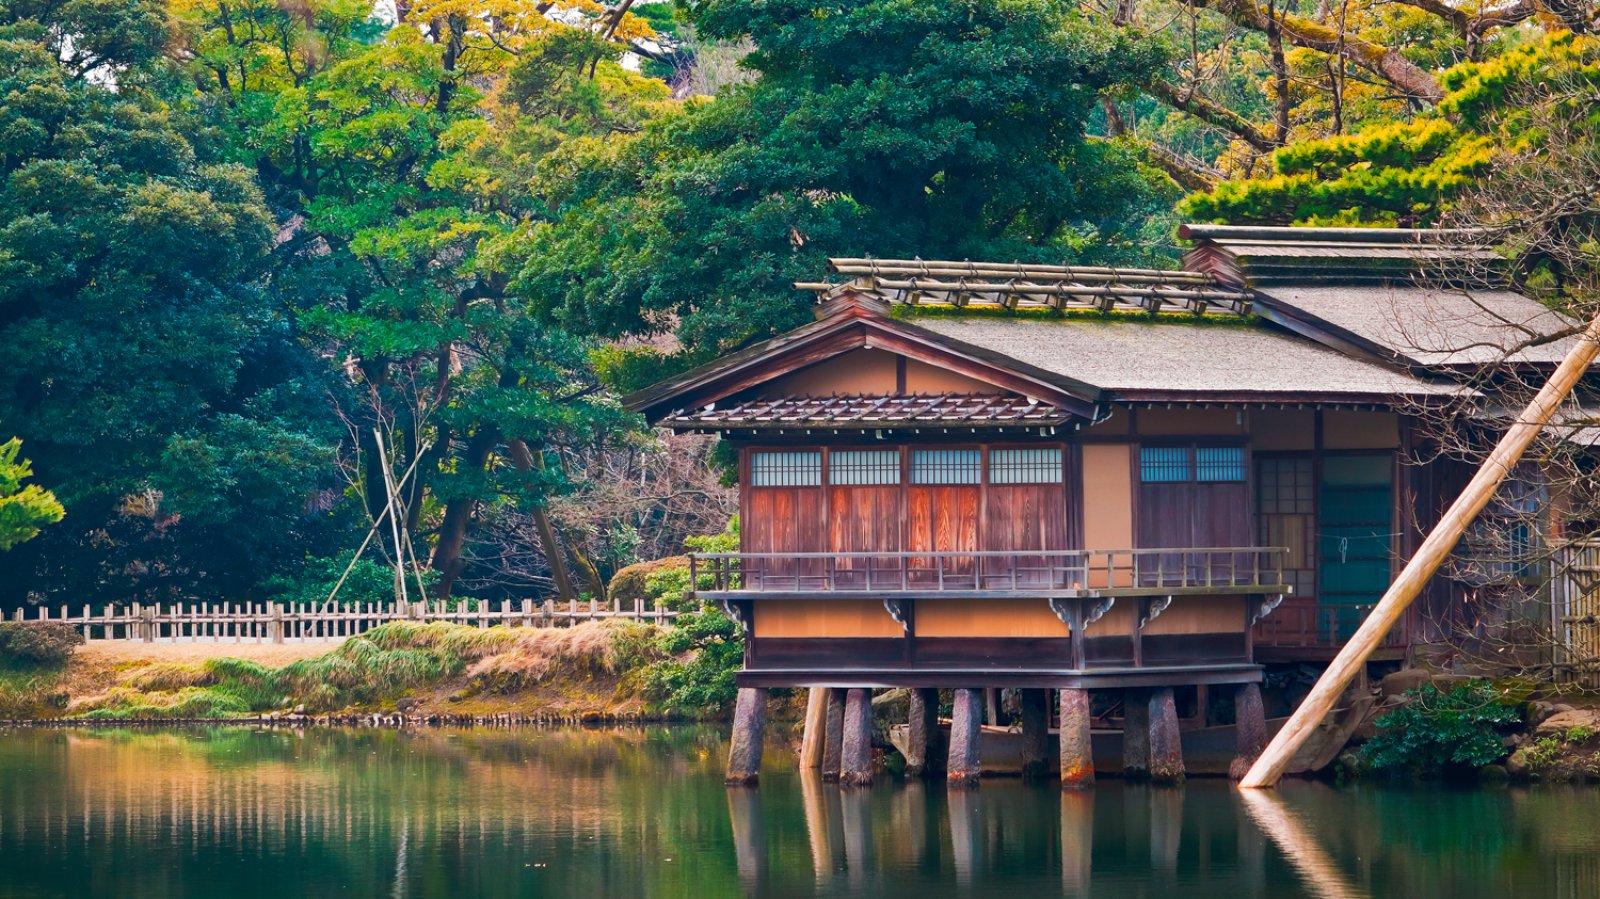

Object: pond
[0,726,1594,898]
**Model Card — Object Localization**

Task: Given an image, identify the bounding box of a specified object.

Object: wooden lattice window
[750,451,821,487]
[829,450,901,486]
[910,449,981,485]
[989,448,1063,484]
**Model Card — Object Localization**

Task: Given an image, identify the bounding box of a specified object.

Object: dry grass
[466,620,657,692]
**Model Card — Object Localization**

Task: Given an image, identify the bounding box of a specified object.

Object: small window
[910,449,981,485]
[989,448,1063,484]
[750,451,821,487]
[830,450,901,486]
[1140,447,1191,483]
[1196,446,1246,482]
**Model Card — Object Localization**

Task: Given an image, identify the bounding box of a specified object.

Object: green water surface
[0,726,1593,898]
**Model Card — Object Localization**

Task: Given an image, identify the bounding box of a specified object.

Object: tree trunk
[508,439,580,603]
[429,427,498,599]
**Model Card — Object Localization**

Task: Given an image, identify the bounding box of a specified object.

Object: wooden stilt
[905,688,941,777]
[800,687,828,769]
[1148,687,1185,785]
[1122,689,1150,779]
[840,688,874,787]
[1019,688,1049,779]
[725,687,767,786]
[1230,683,1267,781]
[947,688,983,788]
[1059,687,1094,789]
[821,688,846,782]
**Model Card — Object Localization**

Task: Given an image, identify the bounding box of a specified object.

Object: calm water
[0,726,1595,898]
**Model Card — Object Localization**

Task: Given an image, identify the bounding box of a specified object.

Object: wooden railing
[689,547,1290,598]
[7,598,679,644]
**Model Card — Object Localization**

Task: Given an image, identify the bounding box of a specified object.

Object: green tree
[0,439,63,551]
[514,0,1177,354]
[175,1,669,599]
[0,0,343,607]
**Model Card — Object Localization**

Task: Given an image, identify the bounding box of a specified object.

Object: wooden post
[905,688,942,778]
[1243,311,1600,788]
[725,687,767,786]
[840,688,874,787]
[799,687,828,769]
[947,688,983,788]
[1147,687,1184,785]
[821,688,846,782]
[1019,688,1049,779]
[1059,687,1094,789]
[1122,689,1149,779]
[270,602,284,645]
[1230,683,1267,781]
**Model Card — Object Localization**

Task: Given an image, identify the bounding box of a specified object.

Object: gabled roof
[622,293,1102,423]
[662,393,1071,432]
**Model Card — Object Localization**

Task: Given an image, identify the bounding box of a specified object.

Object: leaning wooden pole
[1241,312,1600,789]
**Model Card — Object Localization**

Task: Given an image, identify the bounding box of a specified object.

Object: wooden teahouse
[626,225,1583,786]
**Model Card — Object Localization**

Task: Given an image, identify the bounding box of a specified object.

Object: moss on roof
[893,303,1264,329]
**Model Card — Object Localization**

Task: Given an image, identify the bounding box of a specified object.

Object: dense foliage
[1358,682,1523,776]
[517,0,1177,353]
[0,622,83,669]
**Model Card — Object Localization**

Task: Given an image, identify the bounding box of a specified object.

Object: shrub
[641,606,743,718]
[1358,681,1523,776]
[0,622,84,668]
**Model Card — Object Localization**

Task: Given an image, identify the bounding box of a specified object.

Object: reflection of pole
[840,786,873,888]
[1149,788,1182,873]
[390,814,408,899]
[1060,790,1093,897]
[727,787,767,892]
[800,769,833,879]
[948,787,979,887]
[1239,790,1367,899]
[1244,313,1600,788]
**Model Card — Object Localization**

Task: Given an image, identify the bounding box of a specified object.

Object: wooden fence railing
[7,598,678,644]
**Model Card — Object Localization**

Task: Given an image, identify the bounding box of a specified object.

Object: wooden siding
[761,347,898,398]
[1251,409,1317,451]
[913,598,1070,638]
[1322,410,1400,449]
[1136,408,1244,436]
[904,357,993,394]
[752,600,903,638]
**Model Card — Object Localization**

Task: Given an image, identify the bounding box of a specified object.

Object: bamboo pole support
[1241,312,1600,788]
[799,687,828,769]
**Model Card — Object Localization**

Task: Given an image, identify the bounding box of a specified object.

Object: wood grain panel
[913,599,1070,638]
[1140,596,1247,636]
[753,600,905,638]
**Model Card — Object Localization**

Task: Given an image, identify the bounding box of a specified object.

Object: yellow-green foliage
[1181,33,1600,226]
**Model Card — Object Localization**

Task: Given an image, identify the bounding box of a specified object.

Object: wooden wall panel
[1251,409,1316,451]
[903,358,995,394]
[760,348,898,397]
[753,600,904,638]
[907,485,979,579]
[913,599,1069,638]
[1322,410,1400,449]
[1141,596,1247,635]
[1137,409,1244,436]
[984,484,1068,587]
[1081,444,1133,549]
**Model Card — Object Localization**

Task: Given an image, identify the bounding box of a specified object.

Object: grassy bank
[0,614,748,724]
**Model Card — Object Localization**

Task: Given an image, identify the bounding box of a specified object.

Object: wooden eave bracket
[883,597,910,634]
[1250,594,1285,626]
[1049,596,1115,630]
[719,598,749,634]
[1139,596,1173,629]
